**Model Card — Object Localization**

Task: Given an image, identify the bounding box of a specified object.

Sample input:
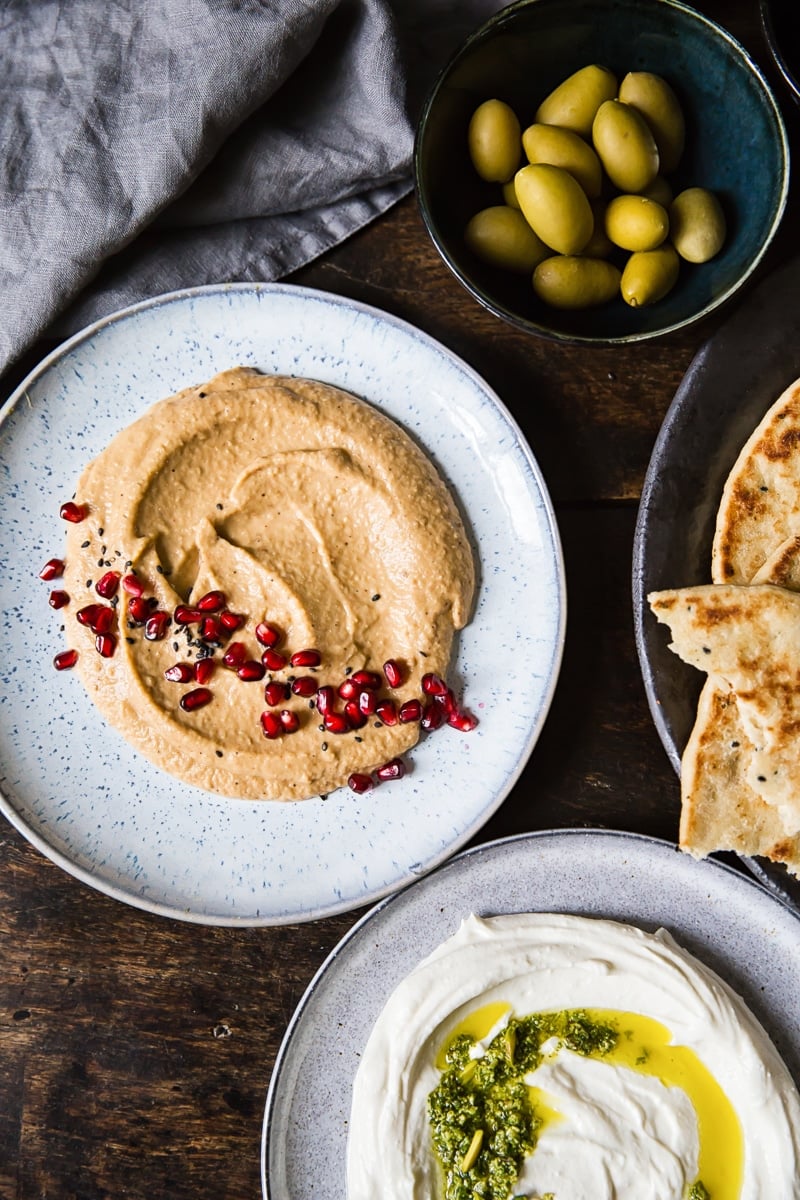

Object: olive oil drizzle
[427,1004,742,1200]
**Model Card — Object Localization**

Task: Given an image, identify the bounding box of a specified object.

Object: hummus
[346,913,800,1200]
[60,368,475,800]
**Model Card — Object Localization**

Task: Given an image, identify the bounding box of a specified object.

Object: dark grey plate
[633,254,800,910]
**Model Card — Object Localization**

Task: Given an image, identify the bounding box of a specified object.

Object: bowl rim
[760,0,800,106]
[413,0,791,346]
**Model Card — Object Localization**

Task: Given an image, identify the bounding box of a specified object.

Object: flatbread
[680,680,800,870]
[650,582,800,822]
[672,539,800,873]
[713,377,800,585]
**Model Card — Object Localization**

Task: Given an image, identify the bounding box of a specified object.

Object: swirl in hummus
[346,913,800,1200]
[61,368,475,800]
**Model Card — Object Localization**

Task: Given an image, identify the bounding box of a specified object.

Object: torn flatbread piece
[679,679,800,873]
[649,582,800,827]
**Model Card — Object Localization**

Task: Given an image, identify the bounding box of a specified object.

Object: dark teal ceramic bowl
[414,0,790,345]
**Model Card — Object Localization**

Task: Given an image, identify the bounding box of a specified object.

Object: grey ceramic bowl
[414,0,790,345]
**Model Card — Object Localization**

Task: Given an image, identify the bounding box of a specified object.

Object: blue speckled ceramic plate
[0,283,565,925]
[261,828,800,1200]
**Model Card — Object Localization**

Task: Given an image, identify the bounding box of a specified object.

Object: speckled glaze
[261,828,800,1200]
[633,254,800,910]
[415,0,789,345]
[0,283,565,925]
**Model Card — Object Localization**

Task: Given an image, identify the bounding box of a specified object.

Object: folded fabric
[0,0,506,382]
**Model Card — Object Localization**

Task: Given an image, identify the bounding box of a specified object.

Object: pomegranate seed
[60,501,86,523]
[144,611,170,640]
[279,709,300,733]
[338,678,359,700]
[376,758,406,781]
[200,615,222,642]
[434,687,457,715]
[399,699,423,723]
[197,590,225,612]
[39,558,65,581]
[375,699,398,726]
[127,596,152,624]
[422,672,448,697]
[290,649,321,668]
[93,606,115,634]
[383,659,403,688]
[358,689,377,716]
[324,711,350,734]
[180,687,213,712]
[422,700,444,731]
[53,648,78,670]
[77,603,103,628]
[219,610,244,632]
[261,648,287,671]
[95,571,120,599]
[255,621,281,647]
[49,589,70,609]
[77,603,113,634]
[316,685,335,715]
[174,606,203,625]
[351,669,381,690]
[291,676,318,698]
[264,681,289,706]
[121,573,145,597]
[223,642,247,669]
[164,663,194,683]
[348,772,374,794]
[448,710,478,732]
[95,632,116,658]
[260,710,283,739]
[194,658,215,685]
[237,660,265,682]
[344,700,367,729]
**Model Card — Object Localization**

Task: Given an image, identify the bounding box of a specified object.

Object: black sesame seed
[216,503,223,511]
[354,736,362,743]
[215,749,223,757]
[81,540,90,548]
[156,565,164,574]
[321,742,328,751]
[371,593,381,602]
[86,580,93,588]
[318,724,325,732]
[126,637,135,644]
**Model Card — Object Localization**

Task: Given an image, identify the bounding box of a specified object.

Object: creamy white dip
[346,913,800,1200]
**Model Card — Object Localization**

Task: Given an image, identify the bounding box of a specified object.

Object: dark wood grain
[1,3,799,1197]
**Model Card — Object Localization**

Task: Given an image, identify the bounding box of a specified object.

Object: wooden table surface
[2,3,799,1197]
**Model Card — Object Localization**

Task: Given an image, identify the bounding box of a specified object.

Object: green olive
[464,206,550,273]
[502,179,521,209]
[669,187,726,262]
[468,99,522,182]
[514,163,594,255]
[639,174,673,208]
[605,195,669,252]
[621,245,680,307]
[535,65,618,138]
[592,99,659,193]
[618,71,685,174]
[521,123,603,198]
[533,256,622,309]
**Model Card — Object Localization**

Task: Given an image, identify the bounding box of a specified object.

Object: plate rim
[259,825,800,1199]
[0,281,567,926]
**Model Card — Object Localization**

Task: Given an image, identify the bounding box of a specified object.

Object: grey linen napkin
[0,0,503,383]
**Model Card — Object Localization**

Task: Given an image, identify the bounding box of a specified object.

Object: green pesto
[427,1009,619,1200]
